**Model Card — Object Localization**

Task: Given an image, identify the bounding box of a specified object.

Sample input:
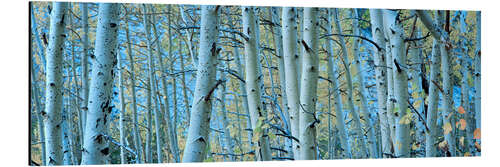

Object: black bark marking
[94,134,104,143]
[48,157,56,165]
[60,13,65,25]
[42,33,48,46]
[90,54,95,59]
[301,40,313,53]
[110,23,117,28]
[103,82,107,86]
[96,118,101,128]
[195,136,206,144]
[98,72,104,76]
[50,83,55,87]
[100,147,110,155]
[394,59,402,73]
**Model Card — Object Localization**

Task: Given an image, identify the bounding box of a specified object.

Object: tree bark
[81,3,119,164]
[333,8,368,158]
[298,7,319,160]
[182,5,219,162]
[43,2,67,165]
[242,6,273,161]
[383,9,410,158]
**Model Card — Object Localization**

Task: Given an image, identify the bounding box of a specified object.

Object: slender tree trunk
[141,5,154,163]
[281,7,301,160]
[369,9,392,158]
[124,13,143,164]
[118,49,126,164]
[43,2,67,165]
[228,10,254,156]
[81,3,119,164]
[242,6,273,161]
[166,5,181,162]
[30,5,46,164]
[425,39,440,157]
[270,7,293,157]
[383,9,411,158]
[298,7,319,160]
[80,3,90,137]
[219,58,235,161]
[182,5,219,162]
[351,9,378,158]
[333,8,368,158]
[149,5,165,163]
[62,68,73,165]
[324,8,352,159]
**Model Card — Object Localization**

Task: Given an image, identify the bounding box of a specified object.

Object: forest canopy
[29,1,481,165]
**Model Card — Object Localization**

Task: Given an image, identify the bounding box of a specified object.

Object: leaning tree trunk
[324,8,352,159]
[242,6,273,161]
[43,2,67,165]
[148,5,165,163]
[282,7,301,160]
[124,13,143,164]
[269,7,293,157]
[227,12,254,153]
[436,11,457,156]
[383,9,410,158]
[352,9,378,158]
[369,9,392,158]
[298,7,319,160]
[81,3,119,165]
[182,5,219,162]
[333,8,368,158]
[425,39,441,157]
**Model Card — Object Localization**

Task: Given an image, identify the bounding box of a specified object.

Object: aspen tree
[182,5,219,162]
[81,3,119,164]
[43,2,67,165]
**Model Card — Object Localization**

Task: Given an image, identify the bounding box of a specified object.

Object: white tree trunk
[149,5,165,163]
[298,7,319,160]
[369,9,392,158]
[383,9,410,158]
[324,8,352,159]
[282,7,301,160]
[270,7,293,157]
[182,5,219,162]
[124,14,143,164]
[352,9,378,158]
[43,2,67,165]
[242,6,272,161]
[30,4,47,164]
[118,50,126,164]
[425,39,441,157]
[333,8,368,158]
[80,3,90,136]
[81,3,119,164]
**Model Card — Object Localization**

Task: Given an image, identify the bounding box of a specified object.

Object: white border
[2,0,498,167]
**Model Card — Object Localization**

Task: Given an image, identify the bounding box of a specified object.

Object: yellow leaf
[443,122,453,135]
[473,128,481,139]
[411,142,420,150]
[438,140,448,148]
[459,136,465,147]
[475,141,481,151]
[399,113,412,125]
[464,152,472,157]
[458,106,466,114]
[456,119,467,130]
